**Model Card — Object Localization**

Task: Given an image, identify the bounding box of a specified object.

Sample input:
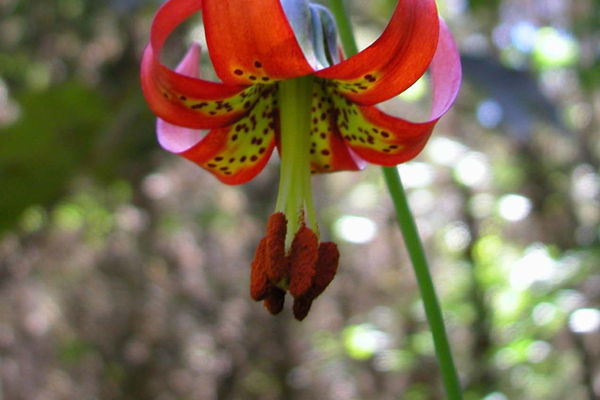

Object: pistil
[275,75,318,248]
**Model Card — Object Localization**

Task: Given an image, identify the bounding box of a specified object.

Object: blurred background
[0,0,599,399]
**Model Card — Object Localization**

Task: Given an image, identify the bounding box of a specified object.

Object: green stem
[328,1,464,399]
[382,168,464,400]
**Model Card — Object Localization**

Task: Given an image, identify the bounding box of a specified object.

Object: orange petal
[331,21,461,166]
[203,0,315,85]
[315,0,439,105]
[141,0,254,129]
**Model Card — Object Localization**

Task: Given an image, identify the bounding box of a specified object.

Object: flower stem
[328,1,464,399]
[382,168,464,400]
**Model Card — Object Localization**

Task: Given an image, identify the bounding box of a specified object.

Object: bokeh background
[1,0,599,399]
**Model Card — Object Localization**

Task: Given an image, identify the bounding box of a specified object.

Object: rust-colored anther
[288,224,319,298]
[264,287,286,315]
[266,212,288,282]
[307,242,340,299]
[250,238,270,301]
[292,297,313,321]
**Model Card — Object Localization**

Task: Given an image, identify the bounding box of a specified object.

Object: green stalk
[328,1,464,399]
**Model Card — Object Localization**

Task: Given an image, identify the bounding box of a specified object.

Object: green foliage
[0,83,110,232]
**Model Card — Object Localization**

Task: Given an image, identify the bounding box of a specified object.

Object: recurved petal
[308,80,366,174]
[315,0,439,106]
[332,20,461,165]
[202,0,315,85]
[142,0,254,130]
[165,88,279,185]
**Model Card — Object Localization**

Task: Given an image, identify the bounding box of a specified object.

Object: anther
[266,213,288,283]
[292,297,313,321]
[250,238,269,301]
[288,224,319,298]
[308,242,339,299]
[264,287,286,315]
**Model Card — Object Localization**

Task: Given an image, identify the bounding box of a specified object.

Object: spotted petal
[141,0,256,130]
[179,88,280,185]
[203,0,315,85]
[315,0,439,106]
[330,20,462,165]
[307,80,366,173]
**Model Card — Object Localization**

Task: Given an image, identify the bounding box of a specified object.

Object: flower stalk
[328,1,464,399]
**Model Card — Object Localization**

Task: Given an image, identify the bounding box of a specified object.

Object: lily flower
[141,0,461,320]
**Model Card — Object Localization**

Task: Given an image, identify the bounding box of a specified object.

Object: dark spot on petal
[321,150,330,156]
[254,61,262,68]
[234,69,244,75]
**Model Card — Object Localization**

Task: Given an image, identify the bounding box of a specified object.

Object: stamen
[288,224,319,297]
[292,297,313,321]
[250,238,270,301]
[264,287,286,315]
[266,212,288,283]
[308,242,339,299]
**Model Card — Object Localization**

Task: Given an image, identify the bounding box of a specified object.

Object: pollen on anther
[310,242,339,298]
[266,213,288,283]
[250,238,269,301]
[288,225,319,298]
